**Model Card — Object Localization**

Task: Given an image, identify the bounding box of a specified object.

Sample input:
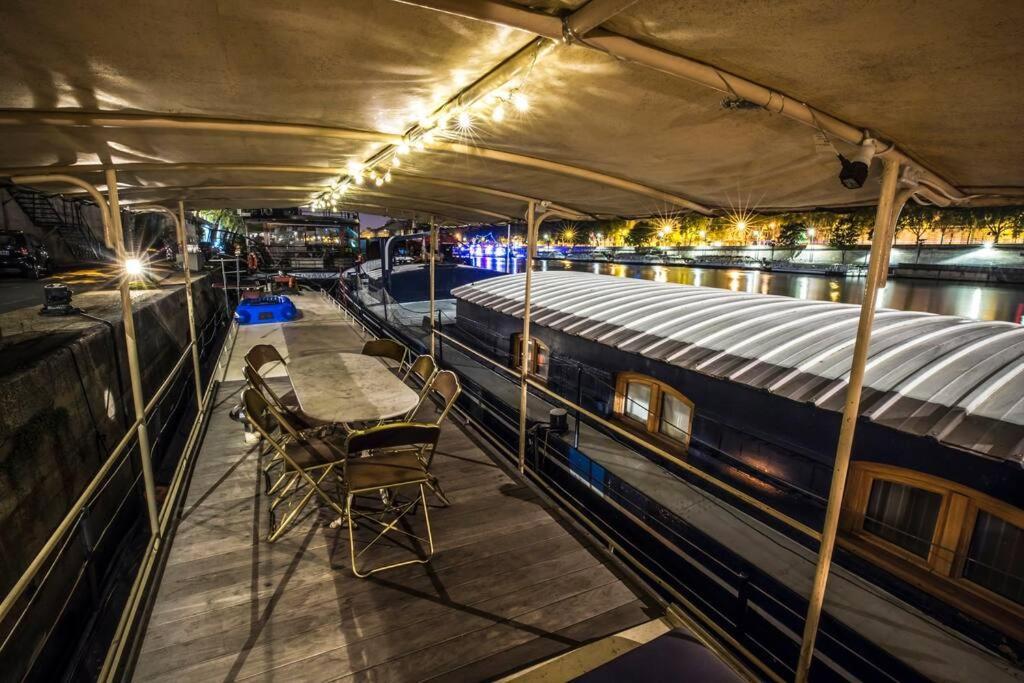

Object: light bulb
[391,155,401,168]
[375,175,384,187]
[512,92,529,112]
[346,160,362,174]
[369,170,378,180]
[414,138,425,151]
[354,173,364,185]
[492,103,506,122]
[423,129,435,143]
[418,116,432,128]
[384,170,392,183]
[124,258,144,276]
[397,141,410,155]
[457,110,472,129]
[436,113,448,130]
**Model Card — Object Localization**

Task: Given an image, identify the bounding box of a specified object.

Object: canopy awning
[1,0,1022,220]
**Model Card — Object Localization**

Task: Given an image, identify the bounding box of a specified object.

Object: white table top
[288,352,420,423]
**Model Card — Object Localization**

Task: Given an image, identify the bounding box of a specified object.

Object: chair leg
[268,487,316,542]
[425,475,451,507]
[349,484,434,578]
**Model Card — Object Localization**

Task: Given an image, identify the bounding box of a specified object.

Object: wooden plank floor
[134,321,654,681]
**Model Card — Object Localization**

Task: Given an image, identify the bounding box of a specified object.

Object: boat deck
[132,294,657,681]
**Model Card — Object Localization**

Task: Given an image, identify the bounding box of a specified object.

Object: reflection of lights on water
[693,270,703,287]
[797,277,810,300]
[727,270,741,292]
[592,263,601,275]
[829,280,841,302]
[969,287,983,320]
[653,266,667,283]
[746,272,757,293]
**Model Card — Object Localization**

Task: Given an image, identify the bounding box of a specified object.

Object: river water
[466,257,1024,323]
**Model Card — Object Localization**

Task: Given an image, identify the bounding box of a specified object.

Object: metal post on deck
[794,158,902,682]
[517,201,537,473]
[178,201,204,407]
[105,168,160,538]
[429,215,437,357]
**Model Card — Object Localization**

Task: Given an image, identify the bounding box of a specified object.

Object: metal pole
[105,168,160,538]
[794,158,901,682]
[220,258,230,311]
[429,215,437,357]
[178,201,204,407]
[517,201,537,473]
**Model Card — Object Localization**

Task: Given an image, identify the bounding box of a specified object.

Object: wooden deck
[133,304,655,681]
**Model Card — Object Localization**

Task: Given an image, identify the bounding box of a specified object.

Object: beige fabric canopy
[1,0,1022,221]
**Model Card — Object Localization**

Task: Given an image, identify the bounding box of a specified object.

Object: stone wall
[0,274,221,597]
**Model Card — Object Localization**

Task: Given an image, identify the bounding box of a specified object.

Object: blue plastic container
[234,295,298,325]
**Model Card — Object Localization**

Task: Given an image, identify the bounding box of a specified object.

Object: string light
[457,109,472,130]
[491,102,506,122]
[391,155,401,168]
[346,160,363,175]
[512,91,530,112]
[375,175,384,187]
[384,170,392,183]
[414,138,425,151]
[423,129,436,144]
[354,173,364,185]
[397,141,410,155]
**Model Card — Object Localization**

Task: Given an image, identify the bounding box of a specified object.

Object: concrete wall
[0,275,221,599]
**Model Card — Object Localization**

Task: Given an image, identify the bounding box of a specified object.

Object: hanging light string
[311,39,548,211]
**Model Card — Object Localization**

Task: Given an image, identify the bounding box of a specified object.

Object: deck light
[512,92,529,112]
[838,139,876,189]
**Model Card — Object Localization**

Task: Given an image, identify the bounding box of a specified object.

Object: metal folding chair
[360,338,409,375]
[401,370,461,506]
[243,389,348,542]
[403,353,437,385]
[342,422,441,577]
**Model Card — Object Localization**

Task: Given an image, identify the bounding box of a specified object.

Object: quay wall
[0,275,221,598]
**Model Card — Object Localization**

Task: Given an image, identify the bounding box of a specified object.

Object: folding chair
[243,389,348,542]
[403,353,437,385]
[342,422,441,577]
[401,370,461,506]
[361,338,409,375]
[244,346,331,433]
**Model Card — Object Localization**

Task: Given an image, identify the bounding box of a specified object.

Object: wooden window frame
[840,462,1024,640]
[612,372,693,449]
[511,334,549,382]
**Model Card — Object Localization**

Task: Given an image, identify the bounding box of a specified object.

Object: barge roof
[453,271,1024,464]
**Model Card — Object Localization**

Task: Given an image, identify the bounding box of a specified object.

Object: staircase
[7,186,109,261]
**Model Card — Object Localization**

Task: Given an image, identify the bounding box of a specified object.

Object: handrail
[524,376,822,541]
[0,418,142,626]
[144,342,195,415]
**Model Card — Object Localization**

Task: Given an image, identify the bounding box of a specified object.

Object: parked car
[0,230,51,278]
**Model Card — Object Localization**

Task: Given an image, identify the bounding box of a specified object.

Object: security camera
[838,139,876,190]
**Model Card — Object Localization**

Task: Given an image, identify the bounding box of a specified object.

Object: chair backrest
[405,354,437,385]
[345,422,441,471]
[243,387,279,439]
[243,364,290,414]
[405,369,461,424]
[246,344,286,374]
[361,338,407,366]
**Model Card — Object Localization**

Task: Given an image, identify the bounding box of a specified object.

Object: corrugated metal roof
[452,271,1024,463]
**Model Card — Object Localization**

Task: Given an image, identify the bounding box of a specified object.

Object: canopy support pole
[178,201,204,407]
[517,200,537,473]
[106,167,160,539]
[429,215,437,357]
[795,158,902,682]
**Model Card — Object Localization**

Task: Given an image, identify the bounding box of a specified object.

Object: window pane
[963,512,1024,606]
[863,480,942,558]
[534,343,549,380]
[659,394,691,441]
[624,382,651,424]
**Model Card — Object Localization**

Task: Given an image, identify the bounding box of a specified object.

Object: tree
[624,223,656,247]
[984,207,1024,244]
[777,221,805,247]
[828,219,860,248]
[897,206,935,262]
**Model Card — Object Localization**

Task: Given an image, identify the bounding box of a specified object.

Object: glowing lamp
[125,258,144,276]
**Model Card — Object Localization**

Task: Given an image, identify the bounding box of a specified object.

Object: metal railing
[325,277,950,683]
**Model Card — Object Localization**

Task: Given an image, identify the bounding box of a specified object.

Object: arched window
[613,373,694,447]
[842,463,1024,639]
[511,334,549,381]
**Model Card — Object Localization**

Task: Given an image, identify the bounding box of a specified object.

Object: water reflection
[466,257,1024,322]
